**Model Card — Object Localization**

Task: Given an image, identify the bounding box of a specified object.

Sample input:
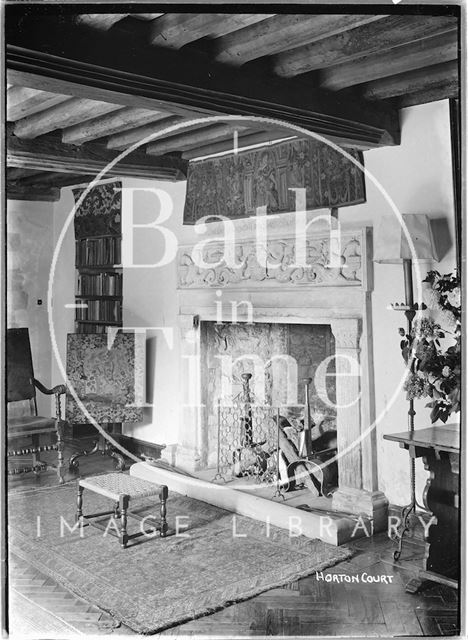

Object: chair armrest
[33,379,67,420]
[33,379,67,396]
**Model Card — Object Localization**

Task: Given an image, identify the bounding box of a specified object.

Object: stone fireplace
[171,218,388,529]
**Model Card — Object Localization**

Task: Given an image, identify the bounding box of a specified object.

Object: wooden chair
[7,328,66,483]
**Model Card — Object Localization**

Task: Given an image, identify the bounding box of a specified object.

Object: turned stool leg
[76,484,84,523]
[32,434,40,478]
[119,495,129,548]
[160,485,168,537]
[56,420,64,484]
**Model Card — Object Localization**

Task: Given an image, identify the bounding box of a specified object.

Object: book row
[77,272,123,296]
[75,299,122,322]
[76,236,122,267]
[76,323,113,334]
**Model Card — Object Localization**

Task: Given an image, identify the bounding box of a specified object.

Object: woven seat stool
[77,473,168,548]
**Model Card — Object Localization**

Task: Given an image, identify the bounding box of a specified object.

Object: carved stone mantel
[172,225,387,527]
[178,231,364,290]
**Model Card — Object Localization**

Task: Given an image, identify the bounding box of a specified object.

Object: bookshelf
[75,236,122,333]
[72,180,124,440]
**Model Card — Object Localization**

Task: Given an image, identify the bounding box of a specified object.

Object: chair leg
[119,495,129,548]
[160,486,168,537]
[76,484,84,523]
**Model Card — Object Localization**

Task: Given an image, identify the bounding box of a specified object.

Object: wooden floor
[6,436,461,638]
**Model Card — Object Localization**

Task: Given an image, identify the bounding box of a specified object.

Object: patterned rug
[8,483,352,634]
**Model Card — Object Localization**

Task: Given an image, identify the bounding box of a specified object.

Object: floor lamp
[374,214,437,560]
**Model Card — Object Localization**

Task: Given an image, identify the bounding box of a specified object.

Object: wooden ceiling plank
[8,68,212,121]
[149,13,273,49]
[398,81,459,108]
[320,30,458,91]
[215,14,386,66]
[6,14,401,147]
[146,123,250,155]
[274,15,458,77]
[62,106,170,145]
[7,86,71,121]
[131,14,164,21]
[363,60,459,100]
[7,125,187,181]
[14,97,122,139]
[183,130,297,160]
[76,14,130,30]
[107,115,186,150]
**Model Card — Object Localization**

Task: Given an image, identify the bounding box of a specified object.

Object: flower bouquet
[400,270,461,424]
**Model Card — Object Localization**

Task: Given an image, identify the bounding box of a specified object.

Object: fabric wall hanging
[73,180,122,238]
[183,139,366,224]
[66,332,144,424]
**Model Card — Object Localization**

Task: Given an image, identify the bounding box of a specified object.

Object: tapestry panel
[183,139,365,224]
[66,332,144,424]
[73,180,122,238]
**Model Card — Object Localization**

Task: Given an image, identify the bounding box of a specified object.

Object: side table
[384,424,460,593]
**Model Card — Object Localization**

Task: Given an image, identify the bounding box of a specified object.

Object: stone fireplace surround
[164,219,388,531]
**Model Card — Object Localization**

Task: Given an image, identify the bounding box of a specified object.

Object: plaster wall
[7,200,56,416]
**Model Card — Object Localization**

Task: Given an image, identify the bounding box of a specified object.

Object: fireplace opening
[199,320,339,502]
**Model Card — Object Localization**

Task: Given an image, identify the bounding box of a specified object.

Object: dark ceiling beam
[6,17,400,147]
[274,15,457,77]
[6,124,187,180]
[7,86,70,121]
[320,30,458,91]
[7,167,45,180]
[10,171,96,187]
[7,183,61,202]
[149,13,273,49]
[215,14,385,66]
[362,60,459,101]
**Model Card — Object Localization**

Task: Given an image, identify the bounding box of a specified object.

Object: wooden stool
[76,473,168,548]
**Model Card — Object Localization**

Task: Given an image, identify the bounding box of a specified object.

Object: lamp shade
[374,214,438,263]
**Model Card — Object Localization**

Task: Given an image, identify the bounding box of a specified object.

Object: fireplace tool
[272,378,325,499]
[295,378,324,494]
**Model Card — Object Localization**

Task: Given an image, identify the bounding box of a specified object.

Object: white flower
[442,366,452,378]
[446,287,461,307]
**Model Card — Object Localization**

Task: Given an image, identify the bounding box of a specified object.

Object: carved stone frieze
[178,234,363,288]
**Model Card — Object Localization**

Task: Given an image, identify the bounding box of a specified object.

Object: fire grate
[214,400,280,485]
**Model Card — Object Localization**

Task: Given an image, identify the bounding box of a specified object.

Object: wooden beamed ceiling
[5,9,460,202]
